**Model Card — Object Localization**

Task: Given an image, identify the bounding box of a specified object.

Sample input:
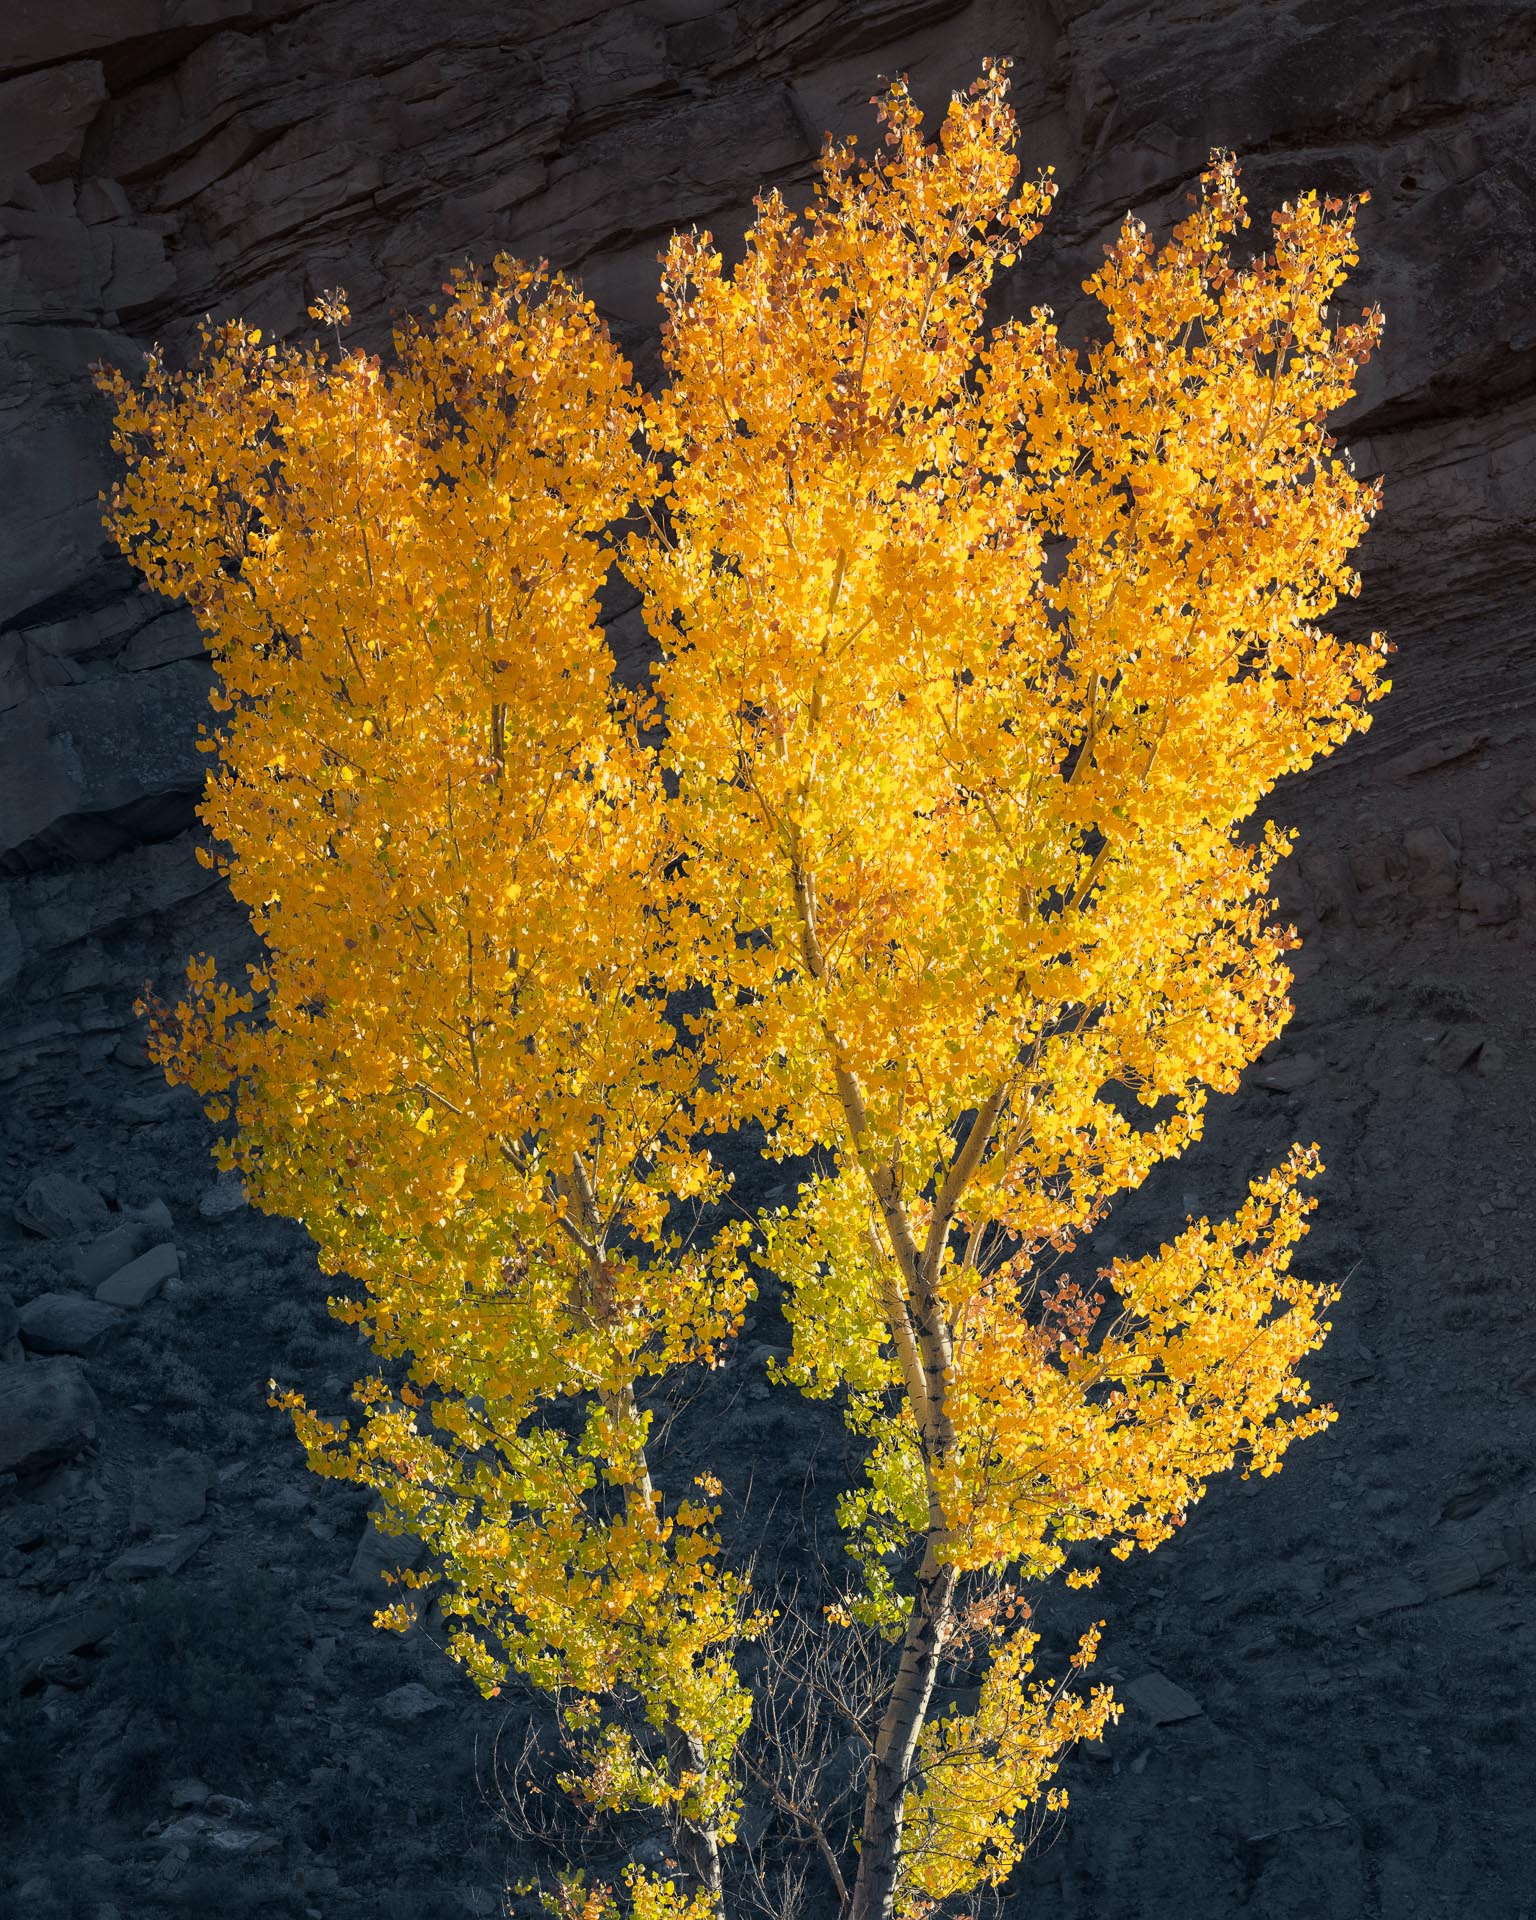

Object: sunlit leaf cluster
[101,59,1384,1920]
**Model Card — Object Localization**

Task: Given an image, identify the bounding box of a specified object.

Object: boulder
[18,1290,125,1355]
[0,1357,100,1476]
[1122,1672,1204,1726]
[1457,874,1517,925]
[1251,1053,1320,1093]
[1401,825,1459,899]
[196,1169,248,1218]
[73,1223,149,1287]
[106,1526,210,1580]
[350,1504,428,1597]
[14,1171,110,1239]
[128,1449,211,1531]
[126,1197,174,1240]
[94,1241,179,1307]
[4,1602,119,1690]
[377,1681,445,1723]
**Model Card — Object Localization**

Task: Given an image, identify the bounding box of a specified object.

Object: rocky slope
[1,4,1534,1918]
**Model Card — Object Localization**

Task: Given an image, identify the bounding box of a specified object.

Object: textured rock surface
[17,1290,125,1355]
[0,4,1533,1918]
[0,1357,101,1475]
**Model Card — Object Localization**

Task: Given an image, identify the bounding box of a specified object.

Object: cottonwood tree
[101,60,1386,1920]
[99,269,753,1904]
[628,62,1385,1920]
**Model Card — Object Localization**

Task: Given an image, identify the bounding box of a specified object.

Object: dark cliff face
[0,6,1533,1919]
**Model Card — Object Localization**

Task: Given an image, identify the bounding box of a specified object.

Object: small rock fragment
[197,1169,248,1218]
[155,1810,274,1854]
[1252,1052,1319,1092]
[129,1450,212,1532]
[126,1197,175,1240]
[106,1527,210,1580]
[1122,1672,1203,1725]
[1421,1554,1489,1601]
[112,1028,151,1066]
[95,1243,179,1308]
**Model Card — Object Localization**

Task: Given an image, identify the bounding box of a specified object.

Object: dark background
[1,4,1533,1917]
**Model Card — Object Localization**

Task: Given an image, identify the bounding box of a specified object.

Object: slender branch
[920,1083,1008,1285]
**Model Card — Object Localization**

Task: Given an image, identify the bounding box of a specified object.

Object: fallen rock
[129,1450,212,1532]
[1251,1052,1320,1093]
[1377,730,1488,782]
[169,1778,212,1809]
[1422,1549,1503,1599]
[350,1505,428,1596]
[0,1358,100,1476]
[1429,1028,1486,1073]
[115,1089,181,1126]
[14,1171,110,1240]
[197,1168,248,1218]
[94,1241,179,1308]
[1457,874,1517,925]
[106,1526,210,1580]
[3,1601,119,1690]
[627,1834,681,1873]
[1122,1672,1204,1725]
[1401,824,1459,897]
[18,1291,126,1356]
[111,1028,151,1067]
[155,1810,276,1855]
[126,1197,175,1240]
[73,1222,150,1288]
[1500,781,1536,822]
[1329,1574,1426,1625]
[378,1681,446,1722]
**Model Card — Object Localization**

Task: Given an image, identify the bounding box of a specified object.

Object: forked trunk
[849,1559,958,1920]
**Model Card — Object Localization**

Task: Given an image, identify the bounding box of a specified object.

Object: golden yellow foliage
[100,59,1385,1920]
[627,60,1383,1917]
[99,262,754,1878]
